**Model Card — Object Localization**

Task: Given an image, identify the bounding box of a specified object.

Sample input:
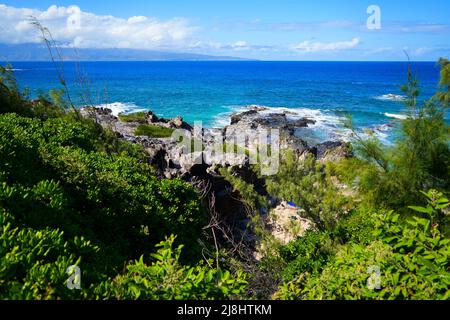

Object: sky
[0,0,449,60]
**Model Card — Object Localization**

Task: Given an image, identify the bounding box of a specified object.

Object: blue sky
[1,0,449,60]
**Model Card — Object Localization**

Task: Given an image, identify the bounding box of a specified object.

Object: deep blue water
[3,61,444,143]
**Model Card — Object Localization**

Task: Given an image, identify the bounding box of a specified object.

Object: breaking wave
[384,112,408,120]
[211,104,393,144]
[93,102,148,117]
[375,94,406,102]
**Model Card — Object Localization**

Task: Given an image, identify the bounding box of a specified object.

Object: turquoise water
[4,61,445,142]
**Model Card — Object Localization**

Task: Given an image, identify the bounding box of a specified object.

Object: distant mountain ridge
[0,43,248,61]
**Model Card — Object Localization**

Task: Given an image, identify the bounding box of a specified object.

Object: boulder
[311,141,352,161]
[179,152,209,176]
[291,117,316,128]
[167,116,193,130]
[247,105,270,111]
[145,111,159,123]
[230,110,258,125]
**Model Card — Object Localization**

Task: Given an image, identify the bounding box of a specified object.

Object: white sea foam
[212,104,398,144]
[212,105,354,142]
[93,102,147,116]
[384,112,408,120]
[211,114,232,128]
[369,123,394,144]
[210,105,252,127]
[374,123,392,132]
[289,108,354,142]
[375,94,406,102]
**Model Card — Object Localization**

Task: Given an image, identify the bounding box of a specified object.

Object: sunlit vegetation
[0,58,449,300]
[135,124,175,138]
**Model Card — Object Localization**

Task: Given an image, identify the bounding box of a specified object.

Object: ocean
[4,61,445,144]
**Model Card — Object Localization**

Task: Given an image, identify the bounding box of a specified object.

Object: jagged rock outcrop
[167,116,193,130]
[81,106,351,178]
[312,141,352,161]
[230,110,258,125]
[81,106,352,251]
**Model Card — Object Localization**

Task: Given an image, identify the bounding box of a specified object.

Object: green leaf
[408,206,432,214]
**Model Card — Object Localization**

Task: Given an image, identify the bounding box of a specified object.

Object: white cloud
[228,19,450,35]
[413,47,432,56]
[0,4,197,49]
[186,40,274,53]
[292,37,360,53]
[365,47,393,55]
[394,23,450,33]
[231,41,250,51]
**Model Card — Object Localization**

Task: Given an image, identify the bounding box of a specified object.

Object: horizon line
[1,59,441,63]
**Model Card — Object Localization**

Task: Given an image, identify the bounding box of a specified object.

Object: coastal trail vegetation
[0,58,449,300]
[135,124,175,138]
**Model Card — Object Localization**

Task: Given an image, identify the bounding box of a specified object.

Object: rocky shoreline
[81,106,352,253]
[82,106,351,178]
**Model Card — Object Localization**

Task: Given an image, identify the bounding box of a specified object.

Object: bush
[0,65,33,116]
[118,112,147,123]
[347,65,450,210]
[101,235,248,300]
[332,207,377,244]
[0,208,100,299]
[135,124,174,138]
[0,111,206,295]
[265,152,354,230]
[219,167,267,210]
[275,192,450,300]
[279,231,335,282]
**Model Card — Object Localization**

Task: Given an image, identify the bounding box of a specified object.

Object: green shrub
[0,208,101,300]
[135,124,174,138]
[265,152,354,230]
[435,58,450,103]
[101,235,248,300]
[118,112,147,123]
[0,65,33,116]
[0,111,205,289]
[219,167,267,210]
[279,231,335,282]
[275,192,450,300]
[333,207,377,245]
[346,64,450,210]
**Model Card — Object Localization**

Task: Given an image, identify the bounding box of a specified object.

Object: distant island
[0,43,250,61]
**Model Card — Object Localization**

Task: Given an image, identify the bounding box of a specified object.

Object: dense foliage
[118,112,148,123]
[1,58,449,300]
[268,61,450,300]
[0,66,246,299]
[102,235,247,300]
[135,124,175,138]
[275,192,450,299]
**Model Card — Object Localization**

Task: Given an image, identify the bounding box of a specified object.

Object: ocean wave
[370,123,395,144]
[93,102,148,117]
[4,68,25,71]
[266,106,394,144]
[212,104,354,142]
[211,114,233,128]
[210,105,255,128]
[212,104,396,144]
[375,94,406,102]
[384,112,408,120]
